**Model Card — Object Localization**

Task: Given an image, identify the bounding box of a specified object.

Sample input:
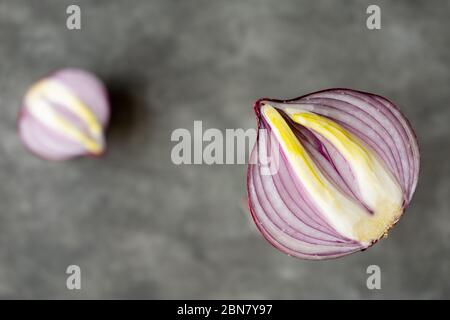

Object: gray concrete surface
[0,0,449,299]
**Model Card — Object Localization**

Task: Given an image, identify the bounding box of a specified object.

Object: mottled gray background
[0,0,449,299]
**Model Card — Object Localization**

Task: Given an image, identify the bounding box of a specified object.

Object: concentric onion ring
[247,89,420,260]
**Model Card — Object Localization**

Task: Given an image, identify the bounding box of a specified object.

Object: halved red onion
[18,68,110,161]
[247,89,420,260]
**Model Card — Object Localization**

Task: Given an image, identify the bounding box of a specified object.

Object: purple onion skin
[18,68,110,161]
[247,88,420,260]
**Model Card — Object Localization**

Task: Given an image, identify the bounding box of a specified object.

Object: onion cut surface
[18,68,110,161]
[247,89,419,260]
